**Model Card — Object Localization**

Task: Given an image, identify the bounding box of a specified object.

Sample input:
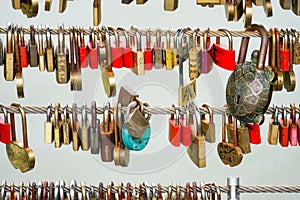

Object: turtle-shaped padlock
[226,24,274,125]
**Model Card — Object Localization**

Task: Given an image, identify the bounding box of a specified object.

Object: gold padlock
[6,103,35,173]
[201,104,216,143]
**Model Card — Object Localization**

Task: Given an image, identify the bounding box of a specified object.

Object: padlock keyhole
[235,94,241,105]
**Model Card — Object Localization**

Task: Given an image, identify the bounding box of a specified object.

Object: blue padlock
[122,101,151,151]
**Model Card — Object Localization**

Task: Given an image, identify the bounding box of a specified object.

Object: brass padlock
[268,104,279,145]
[6,103,35,173]
[201,104,216,143]
[44,103,53,144]
[62,105,72,145]
[237,122,251,154]
[53,103,63,148]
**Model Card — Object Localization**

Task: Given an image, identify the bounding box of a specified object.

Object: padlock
[0,105,11,144]
[154,28,165,69]
[28,25,39,67]
[292,0,300,15]
[4,23,15,81]
[6,103,35,173]
[268,104,279,145]
[45,25,56,72]
[71,103,81,151]
[237,122,251,154]
[144,27,154,70]
[62,105,72,145]
[180,107,192,146]
[201,30,213,74]
[289,103,298,146]
[227,115,235,144]
[291,29,300,64]
[100,101,114,162]
[19,27,28,68]
[37,25,45,72]
[109,27,123,68]
[246,123,261,144]
[280,30,290,72]
[122,101,151,151]
[0,39,3,66]
[182,28,191,62]
[44,103,53,144]
[297,104,300,145]
[123,98,151,138]
[79,27,88,68]
[201,104,215,143]
[169,105,181,147]
[283,29,296,92]
[172,29,181,67]
[188,29,201,79]
[88,27,98,69]
[226,24,274,125]
[117,27,134,68]
[117,86,139,107]
[165,28,174,70]
[79,103,91,151]
[279,104,289,147]
[212,29,235,70]
[131,26,145,75]
[53,103,63,148]
[90,101,99,154]
[97,26,107,69]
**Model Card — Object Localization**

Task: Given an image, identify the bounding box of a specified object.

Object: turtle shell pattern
[226,61,273,124]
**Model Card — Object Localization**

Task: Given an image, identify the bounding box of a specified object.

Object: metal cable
[0,26,297,38]
[0,104,299,116]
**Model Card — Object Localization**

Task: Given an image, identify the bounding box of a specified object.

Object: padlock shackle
[108,27,119,48]
[91,101,97,132]
[45,25,52,48]
[146,27,151,49]
[57,23,65,54]
[282,104,287,126]
[173,28,181,49]
[30,25,36,46]
[156,28,161,48]
[117,27,130,48]
[72,103,77,132]
[20,26,26,47]
[102,26,112,67]
[218,29,233,50]
[11,103,28,148]
[46,103,52,122]
[166,27,171,50]
[178,27,191,87]
[82,102,88,128]
[54,103,61,128]
[273,104,278,124]
[192,28,200,50]
[6,22,13,53]
[238,24,268,70]
[0,105,8,123]
[202,104,213,124]
[37,25,43,53]
[290,103,296,124]
[131,25,142,51]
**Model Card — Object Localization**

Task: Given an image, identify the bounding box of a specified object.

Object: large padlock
[212,29,235,71]
[226,24,274,125]
[6,103,35,173]
[0,105,11,144]
[122,101,151,151]
[123,99,151,138]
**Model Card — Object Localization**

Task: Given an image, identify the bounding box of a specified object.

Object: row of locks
[1,86,300,173]
[0,24,299,101]
[9,0,300,27]
[0,181,223,200]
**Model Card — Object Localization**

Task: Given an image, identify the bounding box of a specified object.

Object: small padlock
[212,29,235,70]
[289,103,298,146]
[201,104,216,143]
[6,103,35,173]
[131,26,145,76]
[90,101,99,154]
[268,104,279,145]
[44,103,53,144]
[291,29,300,64]
[71,103,81,151]
[280,30,290,72]
[123,99,151,138]
[118,27,134,68]
[110,27,123,68]
[154,28,165,69]
[297,104,300,145]
[19,27,28,68]
[97,26,107,68]
[279,104,289,147]
[227,115,235,144]
[122,101,151,151]
[0,105,11,144]
[88,27,98,69]
[165,28,174,70]
[201,30,213,74]
[169,105,181,147]
[79,27,88,68]
[53,103,63,148]
[45,25,56,72]
[117,86,139,107]
[79,103,91,151]
[283,29,296,92]
[246,123,261,144]
[237,122,251,154]
[188,29,201,79]
[172,29,181,67]
[180,107,192,147]
[182,28,191,62]
[62,105,72,145]
[144,27,154,70]
[100,101,115,162]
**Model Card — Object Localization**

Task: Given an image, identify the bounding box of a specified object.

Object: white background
[1,1,300,199]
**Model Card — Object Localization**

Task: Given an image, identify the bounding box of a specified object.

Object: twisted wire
[1,105,299,116]
[0,26,297,38]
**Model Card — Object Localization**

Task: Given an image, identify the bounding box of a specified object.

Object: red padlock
[88,27,99,69]
[297,104,300,145]
[169,106,181,147]
[212,29,235,71]
[117,27,134,68]
[279,104,289,147]
[109,27,123,68]
[144,28,153,71]
[19,27,28,68]
[289,103,298,146]
[180,109,192,147]
[0,106,11,144]
[280,30,290,72]
[201,30,213,74]
[246,123,261,144]
[79,27,88,68]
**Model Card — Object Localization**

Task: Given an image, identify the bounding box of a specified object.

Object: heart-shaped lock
[6,103,35,173]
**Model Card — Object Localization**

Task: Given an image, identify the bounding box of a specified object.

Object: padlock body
[212,44,235,70]
[123,47,134,68]
[201,49,213,74]
[122,126,150,151]
[144,48,153,70]
[289,121,298,146]
[79,46,88,68]
[0,123,11,144]
[238,126,251,154]
[20,44,28,68]
[169,118,181,147]
[100,121,114,162]
[279,119,289,147]
[246,123,261,144]
[268,119,279,145]
[280,49,290,71]
[111,47,123,68]
[88,42,99,69]
[180,119,192,147]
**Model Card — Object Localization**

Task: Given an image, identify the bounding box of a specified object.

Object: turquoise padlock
[121,101,151,151]
[121,125,151,151]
